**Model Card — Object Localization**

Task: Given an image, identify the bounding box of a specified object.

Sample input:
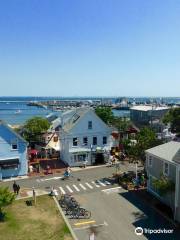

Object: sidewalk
[16,188,48,200]
[2,175,29,182]
[70,163,108,172]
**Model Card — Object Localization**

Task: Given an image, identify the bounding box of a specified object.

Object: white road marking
[54,176,63,180]
[79,183,86,190]
[104,180,111,185]
[97,180,106,186]
[85,182,93,189]
[91,181,100,187]
[59,187,66,194]
[73,221,108,231]
[102,186,122,194]
[66,185,73,193]
[36,176,63,182]
[73,184,80,192]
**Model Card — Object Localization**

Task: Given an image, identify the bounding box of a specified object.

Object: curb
[2,175,29,182]
[53,196,79,240]
[71,164,108,172]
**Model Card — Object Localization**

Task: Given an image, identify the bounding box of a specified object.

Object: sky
[0,0,180,97]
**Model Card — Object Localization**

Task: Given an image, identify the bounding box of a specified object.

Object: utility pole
[32,187,36,206]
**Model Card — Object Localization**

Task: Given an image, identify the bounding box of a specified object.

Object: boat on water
[14,110,21,114]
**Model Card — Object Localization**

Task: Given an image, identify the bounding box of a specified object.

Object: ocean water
[0,101,53,125]
[0,97,179,125]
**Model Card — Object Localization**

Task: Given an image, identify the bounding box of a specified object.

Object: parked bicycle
[58,194,91,219]
[59,194,78,208]
[70,207,91,219]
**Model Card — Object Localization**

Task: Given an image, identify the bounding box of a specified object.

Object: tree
[136,127,163,161]
[122,127,163,162]
[152,174,175,196]
[95,107,114,124]
[23,117,50,143]
[111,117,131,133]
[163,107,180,136]
[0,187,15,221]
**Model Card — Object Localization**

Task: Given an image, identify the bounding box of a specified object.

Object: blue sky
[0,0,180,97]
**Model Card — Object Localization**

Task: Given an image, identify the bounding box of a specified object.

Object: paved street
[1,163,180,240]
[0,162,136,192]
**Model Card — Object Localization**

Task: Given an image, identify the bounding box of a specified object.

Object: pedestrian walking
[13,181,17,194]
[16,185,20,195]
[83,159,88,168]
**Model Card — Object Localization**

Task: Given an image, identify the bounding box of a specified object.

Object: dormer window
[88,121,92,129]
[11,140,18,150]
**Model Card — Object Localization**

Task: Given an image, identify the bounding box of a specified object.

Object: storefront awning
[69,148,91,153]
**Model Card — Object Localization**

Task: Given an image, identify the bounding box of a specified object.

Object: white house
[59,108,113,166]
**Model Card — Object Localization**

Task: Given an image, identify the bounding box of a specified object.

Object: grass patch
[0,195,73,240]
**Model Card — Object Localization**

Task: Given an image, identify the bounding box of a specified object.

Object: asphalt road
[1,163,180,240]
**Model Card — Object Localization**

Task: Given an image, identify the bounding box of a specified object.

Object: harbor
[0,96,180,126]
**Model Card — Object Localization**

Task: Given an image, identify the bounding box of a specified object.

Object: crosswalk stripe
[66,185,73,193]
[85,182,93,189]
[97,180,106,186]
[104,180,111,185]
[79,183,86,190]
[59,187,66,194]
[36,179,41,182]
[73,184,80,192]
[91,181,100,187]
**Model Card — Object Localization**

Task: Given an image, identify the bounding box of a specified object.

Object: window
[0,158,19,169]
[148,156,152,167]
[93,137,97,145]
[73,138,78,146]
[53,136,58,142]
[88,121,92,129]
[83,137,88,146]
[164,162,169,176]
[149,175,159,193]
[103,136,107,145]
[74,154,86,163]
[11,140,18,150]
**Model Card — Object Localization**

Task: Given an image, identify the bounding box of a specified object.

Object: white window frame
[83,137,88,146]
[88,121,92,129]
[93,136,97,145]
[103,136,107,145]
[11,139,18,151]
[163,162,169,176]
[73,138,78,147]
[148,155,153,167]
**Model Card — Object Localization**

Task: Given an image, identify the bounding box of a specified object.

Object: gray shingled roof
[62,108,90,133]
[145,141,180,163]
[0,120,27,144]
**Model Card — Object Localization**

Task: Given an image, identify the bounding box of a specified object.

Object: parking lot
[62,187,180,240]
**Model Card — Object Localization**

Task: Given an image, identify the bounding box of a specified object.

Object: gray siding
[175,171,180,222]
[146,153,176,210]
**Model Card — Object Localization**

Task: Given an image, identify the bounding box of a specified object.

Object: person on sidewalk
[13,181,17,194]
[82,159,88,168]
[16,185,20,195]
